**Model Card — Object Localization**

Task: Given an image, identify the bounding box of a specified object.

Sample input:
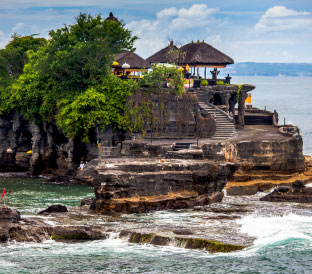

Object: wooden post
[204,67,206,79]
[197,67,199,80]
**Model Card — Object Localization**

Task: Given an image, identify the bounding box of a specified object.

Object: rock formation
[38,204,68,215]
[260,180,312,203]
[76,158,238,214]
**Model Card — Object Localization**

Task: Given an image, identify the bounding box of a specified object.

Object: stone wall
[128,91,215,139]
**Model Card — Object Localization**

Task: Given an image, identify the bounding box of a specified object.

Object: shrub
[201,80,208,86]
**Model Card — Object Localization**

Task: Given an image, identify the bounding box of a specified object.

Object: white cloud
[262,6,309,18]
[12,22,25,32]
[172,5,218,29]
[157,7,177,18]
[255,6,312,33]
[126,4,219,58]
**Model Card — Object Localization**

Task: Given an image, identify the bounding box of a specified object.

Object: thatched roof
[114,51,150,69]
[146,41,178,64]
[181,41,234,66]
[105,12,119,22]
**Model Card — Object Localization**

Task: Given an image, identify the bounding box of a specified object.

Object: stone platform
[76,158,238,214]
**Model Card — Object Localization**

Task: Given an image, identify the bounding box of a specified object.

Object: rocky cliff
[0,113,104,175]
[76,158,238,214]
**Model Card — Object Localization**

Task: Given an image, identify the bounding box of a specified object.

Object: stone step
[196,93,237,140]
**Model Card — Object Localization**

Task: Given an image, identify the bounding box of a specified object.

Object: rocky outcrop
[260,180,312,203]
[119,230,246,253]
[0,113,117,175]
[38,204,68,215]
[0,209,52,243]
[51,226,109,242]
[0,207,21,223]
[0,207,109,243]
[226,156,312,196]
[77,158,238,214]
[202,137,304,173]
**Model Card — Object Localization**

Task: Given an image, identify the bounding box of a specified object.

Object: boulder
[52,226,108,242]
[0,207,21,223]
[38,204,68,215]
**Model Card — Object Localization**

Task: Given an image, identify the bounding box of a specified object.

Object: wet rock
[207,215,241,220]
[38,204,68,215]
[96,191,225,215]
[0,207,21,223]
[52,226,108,242]
[119,230,246,253]
[175,237,245,253]
[260,180,312,203]
[0,227,9,242]
[8,224,53,243]
[208,207,251,213]
[172,229,194,235]
[80,197,95,206]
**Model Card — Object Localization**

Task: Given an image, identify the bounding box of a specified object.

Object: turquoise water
[1,175,312,273]
[0,176,94,215]
[1,76,312,273]
[232,76,312,155]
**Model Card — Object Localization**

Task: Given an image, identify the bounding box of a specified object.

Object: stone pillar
[224,93,231,112]
[237,91,247,129]
[237,85,256,129]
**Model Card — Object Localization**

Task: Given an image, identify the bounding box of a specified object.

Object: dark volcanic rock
[260,180,312,203]
[0,207,21,223]
[80,197,96,206]
[0,227,9,242]
[172,229,194,235]
[38,204,68,215]
[52,226,108,242]
[119,230,246,253]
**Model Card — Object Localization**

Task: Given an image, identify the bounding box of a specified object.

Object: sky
[0,0,311,63]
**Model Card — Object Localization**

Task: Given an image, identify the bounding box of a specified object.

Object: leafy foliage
[0,13,138,140]
[140,64,185,95]
[201,80,208,86]
[0,34,46,85]
[56,75,137,141]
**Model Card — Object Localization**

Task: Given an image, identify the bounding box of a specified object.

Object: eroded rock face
[260,180,312,203]
[0,113,111,175]
[77,158,238,214]
[0,207,21,223]
[202,137,304,172]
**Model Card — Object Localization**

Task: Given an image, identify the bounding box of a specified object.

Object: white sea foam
[0,260,16,267]
[233,213,312,256]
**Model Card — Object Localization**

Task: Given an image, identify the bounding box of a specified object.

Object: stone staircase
[195,92,237,140]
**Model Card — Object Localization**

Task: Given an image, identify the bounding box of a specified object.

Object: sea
[0,76,312,274]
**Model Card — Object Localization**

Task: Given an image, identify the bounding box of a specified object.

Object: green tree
[56,75,138,141]
[0,13,138,140]
[0,34,46,82]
